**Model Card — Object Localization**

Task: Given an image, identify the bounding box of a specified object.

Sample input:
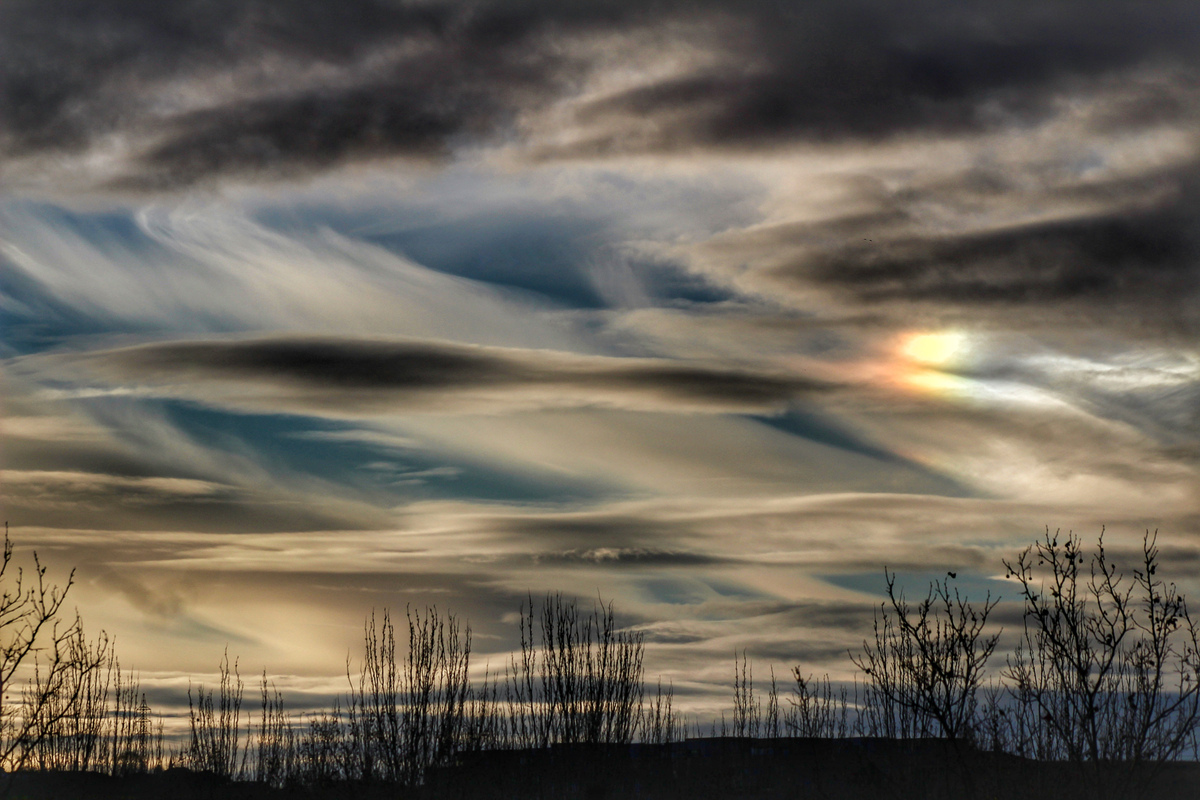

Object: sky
[2,0,1200,719]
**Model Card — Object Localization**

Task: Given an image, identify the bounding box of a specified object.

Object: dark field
[8,738,1200,800]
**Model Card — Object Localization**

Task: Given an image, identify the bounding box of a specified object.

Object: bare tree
[731,650,760,738]
[345,606,472,785]
[786,672,850,738]
[852,600,928,740]
[185,650,245,778]
[19,624,113,772]
[401,605,471,784]
[506,594,645,749]
[254,672,295,788]
[1004,529,1200,798]
[0,526,104,777]
[849,570,999,798]
[851,570,999,744]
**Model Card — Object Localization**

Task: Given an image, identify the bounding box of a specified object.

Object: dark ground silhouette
[8,738,1200,800]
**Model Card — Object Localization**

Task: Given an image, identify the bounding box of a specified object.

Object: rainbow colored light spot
[900,331,968,367]
[894,330,973,399]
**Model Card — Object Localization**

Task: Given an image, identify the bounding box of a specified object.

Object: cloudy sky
[3,0,1199,717]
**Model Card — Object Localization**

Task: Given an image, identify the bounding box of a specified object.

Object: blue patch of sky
[20,202,145,245]
[0,255,113,355]
[251,166,754,312]
[748,408,975,498]
[633,576,770,607]
[633,256,735,307]
[255,204,735,311]
[0,202,236,354]
[636,577,713,606]
[146,400,620,506]
[363,212,613,308]
[750,408,902,464]
[4,169,759,351]
[0,270,213,357]
[1,207,127,352]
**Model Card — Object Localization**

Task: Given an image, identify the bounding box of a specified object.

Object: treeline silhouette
[2,526,1200,799]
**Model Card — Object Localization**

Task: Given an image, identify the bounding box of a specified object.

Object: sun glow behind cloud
[890,331,1065,409]
[900,331,969,368]
[890,330,1200,412]
[893,330,976,400]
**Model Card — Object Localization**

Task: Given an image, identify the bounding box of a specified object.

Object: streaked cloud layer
[2,0,1198,714]
[38,335,836,414]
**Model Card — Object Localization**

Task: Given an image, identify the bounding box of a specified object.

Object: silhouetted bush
[1002,529,1200,798]
[506,594,646,748]
[851,569,1000,745]
[0,527,96,777]
[184,650,245,778]
[786,671,850,738]
[344,606,471,785]
[20,625,113,772]
[253,673,293,788]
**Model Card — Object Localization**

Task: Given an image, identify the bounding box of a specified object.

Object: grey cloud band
[63,336,835,414]
[4,1,1198,186]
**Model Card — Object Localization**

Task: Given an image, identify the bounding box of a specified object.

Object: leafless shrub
[19,624,112,772]
[731,650,761,738]
[851,605,927,739]
[504,600,542,749]
[103,660,163,775]
[765,667,782,739]
[185,650,245,778]
[1004,529,1200,797]
[15,616,164,779]
[851,570,999,743]
[786,672,850,738]
[253,673,294,788]
[641,678,681,744]
[0,527,92,776]
[344,605,472,785]
[463,664,507,751]
[294,706,347,787]
[506,594,646,748]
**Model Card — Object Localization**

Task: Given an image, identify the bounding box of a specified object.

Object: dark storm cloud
[809,191,1200,307]
[4,1,1198,185]
[1,0,679,185]
[488,512,703,550]
[0,0,457,154]
[535,547,730,567]
[705,160,1200,333]
[534,0,1200,157]
[127,83,485,189]
[1,0,568,183]
[65,335,835,413]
